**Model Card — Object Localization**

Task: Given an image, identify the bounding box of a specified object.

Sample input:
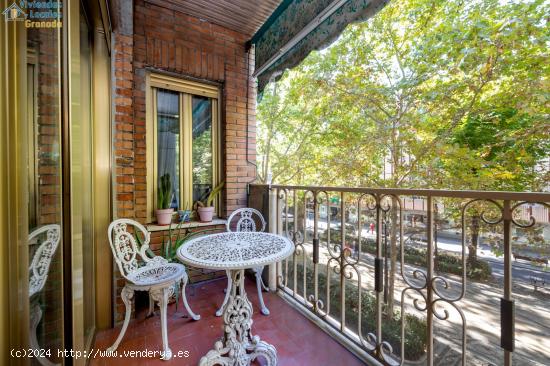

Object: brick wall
[148,225,226,283]
[113,32,136,219]
[110,0,257,323]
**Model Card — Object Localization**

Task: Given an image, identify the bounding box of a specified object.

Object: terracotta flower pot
[197,206,215,222]
[156,208,174,225]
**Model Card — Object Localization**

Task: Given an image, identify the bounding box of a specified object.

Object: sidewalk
[299,242,550,365]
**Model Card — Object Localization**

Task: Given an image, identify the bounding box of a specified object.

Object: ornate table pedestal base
[200,270,277,366]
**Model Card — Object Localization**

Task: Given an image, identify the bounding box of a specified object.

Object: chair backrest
[108,219,151,279]
[29,224,61,297]
[226,208,266,233]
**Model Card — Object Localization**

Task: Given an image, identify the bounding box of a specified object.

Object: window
[27,56,38,229]
[147,73,221,222]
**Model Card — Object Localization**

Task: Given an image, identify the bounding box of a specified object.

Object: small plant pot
[197,206,215,222]
[156,208,174,225]
[178,209,191,223]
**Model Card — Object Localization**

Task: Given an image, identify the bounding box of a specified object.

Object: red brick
[110,0,258,324]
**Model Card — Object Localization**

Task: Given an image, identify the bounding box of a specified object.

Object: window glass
[27,16,64,364]
[192,96,213,203]
[157,89,180,209]
[80,11,95,347]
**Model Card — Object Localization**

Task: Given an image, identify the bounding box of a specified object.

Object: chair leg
[255,270,270,316]
[151,287,173,361]
[107,286,134,353]
[216,270,231,317]
[180,276,200,320]
[30,303,59,366]
[259,274,270,292]
[146,293,155,318]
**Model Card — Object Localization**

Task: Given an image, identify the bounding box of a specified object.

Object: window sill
[146,219,227,232]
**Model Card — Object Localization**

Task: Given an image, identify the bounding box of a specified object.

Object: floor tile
[91,278,365,365]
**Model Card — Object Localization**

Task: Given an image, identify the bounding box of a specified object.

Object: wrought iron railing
[256,184,550,366]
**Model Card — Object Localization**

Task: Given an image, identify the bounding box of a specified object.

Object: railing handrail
[252,183,550,202]
[252,182,550,365]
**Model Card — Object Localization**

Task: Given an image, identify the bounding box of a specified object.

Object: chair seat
[127,263,185,287]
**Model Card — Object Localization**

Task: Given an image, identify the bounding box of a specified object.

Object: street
[304,217,550,286]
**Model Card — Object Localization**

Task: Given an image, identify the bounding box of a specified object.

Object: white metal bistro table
[177,231,294,366]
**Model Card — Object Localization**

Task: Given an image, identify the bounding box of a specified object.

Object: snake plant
[157,173,172,209]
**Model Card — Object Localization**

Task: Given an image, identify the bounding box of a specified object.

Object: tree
[258,0,549,190]
[257,0,549,317]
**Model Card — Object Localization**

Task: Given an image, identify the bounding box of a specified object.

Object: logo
[2,2,27,21]
[2,1,62,28]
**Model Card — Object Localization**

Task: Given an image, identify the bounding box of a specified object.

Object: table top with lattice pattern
[177,232,294,270]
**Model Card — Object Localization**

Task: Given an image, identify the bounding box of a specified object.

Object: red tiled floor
[90,278,365,366]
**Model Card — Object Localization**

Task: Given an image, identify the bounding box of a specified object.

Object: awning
[251,0,389,95]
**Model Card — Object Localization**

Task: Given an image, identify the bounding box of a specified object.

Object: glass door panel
[80,11,95,349]
[68,8,96,357]
[27,20,64,366]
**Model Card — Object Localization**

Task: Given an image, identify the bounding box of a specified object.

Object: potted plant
[178,202,191,223]
[195,181,224,222]
[134,223,212,315]
[156,173,174,225]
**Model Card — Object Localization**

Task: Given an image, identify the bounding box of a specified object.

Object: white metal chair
[29,224,61,366]
[217,208,270,316]
[106,219,199,360]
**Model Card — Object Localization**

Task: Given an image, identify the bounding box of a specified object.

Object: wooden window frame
[146,72,222,223]
[27,51,39,229]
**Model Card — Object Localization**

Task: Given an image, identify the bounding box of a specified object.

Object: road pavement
[304,218,550,285]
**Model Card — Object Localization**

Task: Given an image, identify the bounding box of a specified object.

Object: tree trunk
[468,215,480,264]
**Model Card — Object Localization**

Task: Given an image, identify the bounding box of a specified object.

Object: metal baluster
[375,195,383,356]
[340,191,346,332]
[283,189,289,288]
[292,190,297,295]
[303,191,309,305]
[313,191,319,312]
[325,193,332,318]
[426,196,434,366]
[278,188,282,234]
[502,200,514,366]
[275,187,281,289]
[357,199,362,260]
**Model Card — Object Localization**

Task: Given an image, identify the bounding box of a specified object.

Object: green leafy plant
[195,181,225,208]
[134,217,209,265]
[287,261,427,360]
[135,223,218,310]
[160,222,215,262]
[157,173,172,210]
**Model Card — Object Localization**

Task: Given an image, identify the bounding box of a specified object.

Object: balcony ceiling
[145,0,283,37]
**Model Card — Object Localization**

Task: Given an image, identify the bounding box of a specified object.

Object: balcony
[2,0,548,365]
[250,184,549,365]
[89,184,549,365]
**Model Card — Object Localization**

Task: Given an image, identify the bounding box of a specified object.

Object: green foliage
[257,0,549,191]
[157,173,172,209]
[344,236,492,281]
[466,258,492,281]
[287,262,427,360]
[402,245,492,281]
[194,181,225,208]
[135,225,217,310]
[192,129,213,185]
[160,223,216,262]
[206,181,224,207]
[133,229,156,259]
